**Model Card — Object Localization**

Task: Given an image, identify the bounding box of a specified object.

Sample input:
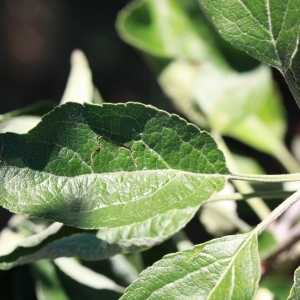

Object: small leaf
[121,233,260,300]
[199,0,300,88]
[288,267,300,300]
[117,0,223,63]
[60,50,94,105]
[0,102,227,229]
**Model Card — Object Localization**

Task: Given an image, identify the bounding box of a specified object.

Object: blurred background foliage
[0,1,300,299]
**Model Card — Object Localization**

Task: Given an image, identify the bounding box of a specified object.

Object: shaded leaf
[121,233,260,300]
[54,257,125,293]
[0,115,41,134]
[0,207,198,270]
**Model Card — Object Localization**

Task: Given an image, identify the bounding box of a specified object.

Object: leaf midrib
[1,167,228,179]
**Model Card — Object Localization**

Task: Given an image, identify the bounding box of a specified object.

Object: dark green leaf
[199,0,300,88]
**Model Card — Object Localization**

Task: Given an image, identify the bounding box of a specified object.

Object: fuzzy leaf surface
[121,233,260,300]
[0,102,227,229]
[199,0,300,88]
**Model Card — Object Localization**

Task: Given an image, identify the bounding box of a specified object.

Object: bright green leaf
[0,102,227,229]
[199,0,300,89]
[31,260,69,300]
[121,233,260,300]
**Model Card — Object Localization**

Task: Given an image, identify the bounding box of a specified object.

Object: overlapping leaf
[0,102,227,230]
[121,233,260,300]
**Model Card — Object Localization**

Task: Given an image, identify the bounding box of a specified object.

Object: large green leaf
[0,102,227,229]
[199,0,300,88]
[121,233,260,299]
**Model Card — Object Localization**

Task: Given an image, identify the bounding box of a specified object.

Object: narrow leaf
[121,233,260,300]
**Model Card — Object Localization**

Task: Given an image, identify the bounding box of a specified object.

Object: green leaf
[60,50,95,105]
[31,259,123,300]
[117,0,223,63]
[258,230,279,261]
[121,233,260,300]
[0,102,227,229]
[199,0,300,88]
[288,267,300,300]
[54,257,125,293]
[0,207,198,270]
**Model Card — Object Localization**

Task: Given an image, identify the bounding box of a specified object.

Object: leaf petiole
[229,173,300,183]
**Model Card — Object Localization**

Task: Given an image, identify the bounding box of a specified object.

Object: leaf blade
[199,0,300,88]
[121,233,260,300]
[0,102,228,229]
